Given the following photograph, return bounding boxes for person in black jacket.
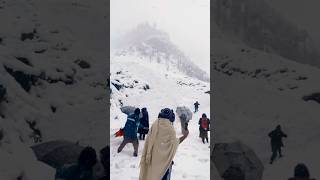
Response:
[138,107,149,140]
[268,125,287,164]
[194,101,200,113]
[288,163,315,180]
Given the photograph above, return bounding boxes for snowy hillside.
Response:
[110,53,210,179]
[113,23,210,82]
[0,0,107,179]
[212,35,320,179]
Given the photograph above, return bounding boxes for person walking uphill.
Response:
[268,125,287,164]
[118,108,140,157]
[138,108,149,140]
[199,113,210,144]
[139,108,189,180]
[194,101,200,113]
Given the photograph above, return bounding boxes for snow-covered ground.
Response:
[110,54,210,180]
[0,0,107,179]
[212,36,320,179]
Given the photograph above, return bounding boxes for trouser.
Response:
[118,137,139,155]
[200,129,209,143]
[270,145,282,162]
[162,161,173,180]
[139,133,146,140]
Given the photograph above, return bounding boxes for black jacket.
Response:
[269,129,287,147]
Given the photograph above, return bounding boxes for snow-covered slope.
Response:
[0,0,107,179]
[212,36,320,179]
[110,53,210,180]
[113,23,210,82]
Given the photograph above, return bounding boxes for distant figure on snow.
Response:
[288,163,315,180]
[199,113,210,144]
[268,125,287,164]
[118,108,140,157]
[194,101,200,113]
[139,108,189,180]
[138,108,149,140]
[55,146,97,180]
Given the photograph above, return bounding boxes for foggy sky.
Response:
[266,0,320,48]
[110,0,210,73]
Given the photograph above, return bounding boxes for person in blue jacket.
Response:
[117,108,141,156]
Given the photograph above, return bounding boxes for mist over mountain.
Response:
[112,23,209,82]
[212,0,320,67]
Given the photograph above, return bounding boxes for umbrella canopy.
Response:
[176,106,193,121]
[31,140,85,169]
[31,140,106,179]
[120,106,137,115]
[212,141,264,180]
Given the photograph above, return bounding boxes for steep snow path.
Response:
[110,55,210,180]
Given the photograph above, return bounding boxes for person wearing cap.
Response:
[288,163,315,180]
[117,108,141,157]
[139,108,189,180]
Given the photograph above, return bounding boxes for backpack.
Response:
[200,118,209,129]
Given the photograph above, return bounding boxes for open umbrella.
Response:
[176,106,193,121]
[120,106,137,115]
[31,140,85,169]
[212,141,264,180]
[31,140,105,178]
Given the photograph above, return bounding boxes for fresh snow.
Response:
[212,35,320,179]
[0,0,107,179]
[110,54,210,180]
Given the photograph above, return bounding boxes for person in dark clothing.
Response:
[55,146,97,180]
[98,146,110,180]
[138,107,149,140]
[194,101,200,113]
[268,125,287,164]
[118,108,140,157]
[288,163,315,180]
[199,113,210,144]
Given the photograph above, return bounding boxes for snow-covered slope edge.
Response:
[0,0,108,179]
[110,53,210,180]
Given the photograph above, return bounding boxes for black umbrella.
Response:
[31,140,106,178]
[31,140,85,169]
[212,141,264,180]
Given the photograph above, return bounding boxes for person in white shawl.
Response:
[139,108,189,180]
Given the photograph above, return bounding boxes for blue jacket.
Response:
[124,113,140,139]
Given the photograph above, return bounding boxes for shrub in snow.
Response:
[4,66,38,92]
[302,93,320,104]
[75,59,91,69]
[20,29,38,41]
[15,57,32,67]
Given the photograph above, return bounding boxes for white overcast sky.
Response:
[110,0,210,73]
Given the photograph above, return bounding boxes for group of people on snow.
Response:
[117,107,150,157]
[115,101,210,180]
